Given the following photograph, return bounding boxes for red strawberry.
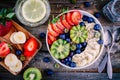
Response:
[0,8,15,36]
[24,38,38,57]
[48,37,53,45]
[48,32,56,42]
[48,24,59,37]
[56,21,65,31]
[71,11,82,25]
[0,42,10,57]
[24,50,35,57]
[60,15,71,29]
[66,12,74,25]
[51,23,63,34]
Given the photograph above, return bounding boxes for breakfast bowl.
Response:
[46,10,104,69]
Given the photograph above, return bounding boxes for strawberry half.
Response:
[0,42,10,57]
[24,38,38,57]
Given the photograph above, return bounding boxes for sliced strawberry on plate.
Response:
[71,11,82,25]
[48,32,56,42]
[24,38,38,57]
[48,24,59,37]
[0,42,10,57]
[56,21,65,31]
[24,50,35,57]
[51,23,63,34]
[60,15,71,29]
[66,12,74,26]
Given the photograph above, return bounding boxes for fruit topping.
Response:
[10,31,26,44]
[71,11,82,25]
[64,28,69,33]
[70,25,88,43]
[48,33,56,42]
[69,62,76,67]
[16,49,22,55]
[79,22,85,26]
[43,57,50,63]
[50,39,70,59]
[60,15,71,29]
[82,15,89,21]
[94,24,101,31]
[23,67,42,80]
[97,39,103,45]
[66,12,74,25]
[84,2,91,7]
[45,69,54,76]
[70,44,76,51]
[0,42,10,57]
[24,38,38,57]
[4,53,18,67]
[48,23,59,37]
[39,32,46,38]
[0,8,15,36]
[87,17,94,23]
[59,34,66,40]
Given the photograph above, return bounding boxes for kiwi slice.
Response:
[70,25,88,43]
[23,68,42,80]
[50,39,70,59]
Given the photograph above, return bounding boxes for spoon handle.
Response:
[98,52,108,73]
[107,43,114,79]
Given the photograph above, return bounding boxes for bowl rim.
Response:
[46,10,105,69]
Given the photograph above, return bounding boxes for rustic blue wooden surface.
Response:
[0,0,120,80]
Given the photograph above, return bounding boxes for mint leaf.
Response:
[6,12,15,19]
[62,8,69,13]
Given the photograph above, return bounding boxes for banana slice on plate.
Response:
[9,60,22,72]
[13,31,26,44]
[10,32,18,44]
[4,53,18,67]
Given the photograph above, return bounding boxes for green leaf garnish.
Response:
[6,12,15,19]
[62,8,69,13]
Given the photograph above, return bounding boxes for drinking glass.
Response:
[102,0,120,22]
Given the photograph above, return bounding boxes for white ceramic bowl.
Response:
[46,10,104,69]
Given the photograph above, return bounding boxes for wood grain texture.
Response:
[0,0,120,80]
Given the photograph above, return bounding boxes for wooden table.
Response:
[0,0,120,80]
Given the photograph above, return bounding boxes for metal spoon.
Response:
[98,30,113,73]
[98,28,120,79]
[107,28,120,79]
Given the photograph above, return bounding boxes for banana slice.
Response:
[5,53,18,67]
[85,22,95,31]
[13,31,26,44]
[84,52,94,63]
[10,32,18,44]
[9,60,22,72]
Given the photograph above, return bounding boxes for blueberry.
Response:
[66,57,72,62]
[82,15,89,21]
[69,62,76,67]
[65,61,71,66]
[65,33,70,38]
[16,49,22,55]
[43,57,50,63]
[76,44,82,49]
[79,22,85,26]
[39,32,46,38]
[59,34,66,39]
[94,12,101,18]
[45,69,54,76]
[76,49,81,54]
[98,39,103,45]
[66,38,71,43]
[0,57,3,62]
[81,42,87,47]
[69,51,75,57]
[84,2,91,7]
[87,17,94,23]
[94,24,101,31]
